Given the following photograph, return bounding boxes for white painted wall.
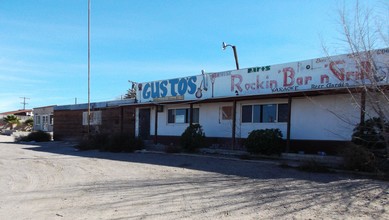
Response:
[237,99,288,139]
[290,94,360,141]
[141,93,385,142]
[149,99,288,139]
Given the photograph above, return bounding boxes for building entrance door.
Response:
[42,115,49,131]
[139,108,151,139]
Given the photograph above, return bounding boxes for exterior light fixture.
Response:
[222,42,240,70]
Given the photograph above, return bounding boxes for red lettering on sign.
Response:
[329,60,345,81]
[231,74,243,92]
[283,67,295,86]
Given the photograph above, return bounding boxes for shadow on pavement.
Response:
[15,140,358,183]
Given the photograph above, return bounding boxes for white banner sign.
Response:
[137,49,389,102]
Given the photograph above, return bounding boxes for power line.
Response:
[20,97,30,110]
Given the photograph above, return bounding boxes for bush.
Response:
[180,124,205,152]
[164,145,181,153]
[342,144,375,172]
[298,160,331,173]
[352,117,389,150]
[76,133,144,152]
[244,129,283,155]
[16,130,52,142]
[108,133,144,153]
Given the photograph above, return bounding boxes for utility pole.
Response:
[20,97,30,110]
[87,0,91,136]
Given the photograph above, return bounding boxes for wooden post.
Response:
[154,106,158,144]
[232,100,237,150]
[189,103,193,126]
[286,96,292,153]
[120,106,124,134]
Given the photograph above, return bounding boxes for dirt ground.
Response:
[0,135,388,220]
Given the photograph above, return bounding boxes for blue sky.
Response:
[0,0,387,111]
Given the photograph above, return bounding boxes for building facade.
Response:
[53,49,389,154]
[33,106,55,132]
[133,49,389,154]
[53,100,136,141]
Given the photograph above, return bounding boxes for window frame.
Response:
[49,115,54,125]
[241,103,288,123]
[35,115,41,125]
[221,106,233,121]
[167,108,199,124]
[82,111,102,125]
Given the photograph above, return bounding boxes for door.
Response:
[42,115,49,131]
[139,108,151,139]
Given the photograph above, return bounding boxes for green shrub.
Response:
[164,145,181,153]
[341,143,376,172]
[76,136,97,151]
[352,117,389,150]
[93,133,111,151]
[244,129,283,155]
[24,118,34,127]
[76,133,143,152]
[180,124,205,152]
[16,130,52,142]
[3,115,20,129]
[298,160,331,173]
[108,133,143,153]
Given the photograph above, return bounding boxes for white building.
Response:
[33,106,55,132]
[134,49,389,154]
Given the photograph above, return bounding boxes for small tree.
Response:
[352,117,389,151]
[244,129,283,155]
[323,0,389,158]
[3,115,20,130]
[124,81,137,99]
[24,118,34,131]
[180,124,206,152]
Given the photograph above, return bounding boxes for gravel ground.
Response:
[0,134,388,219]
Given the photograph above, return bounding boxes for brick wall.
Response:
[53,106,135,141]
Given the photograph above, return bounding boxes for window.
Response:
[82,111,102,125]
[242,105,252,123]
[262,104,276,122]
[35,115,41,125]
[49,115,54,125]
[241,103,288,123]
[253,105,261,123]
[277,104,289,122]
[221,106,233,120]
[242,105,261,123]
[168,108,199,124]
[192,108,199,123]
[42,115,49,124]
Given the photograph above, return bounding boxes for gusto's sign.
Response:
[140,76,198,100]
